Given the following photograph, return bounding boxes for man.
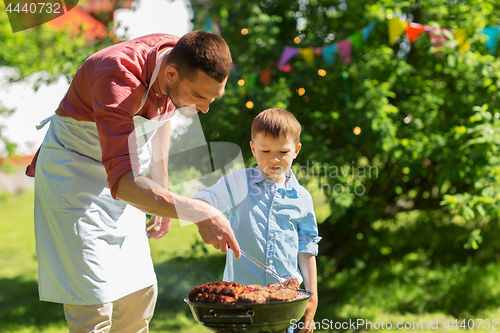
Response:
[27,30,241,332]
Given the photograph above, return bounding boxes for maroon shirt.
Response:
[27,34,179,198]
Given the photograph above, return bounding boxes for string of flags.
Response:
[203,13,500,94]
[278,16,499,71]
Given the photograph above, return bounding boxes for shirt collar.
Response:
[251,166,299,192]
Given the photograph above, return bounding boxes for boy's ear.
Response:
[294,143,302,159]
[250,141,256,157]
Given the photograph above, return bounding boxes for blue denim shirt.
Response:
[190,167,321,286]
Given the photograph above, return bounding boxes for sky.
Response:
[0,0,192,156]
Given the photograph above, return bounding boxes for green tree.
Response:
[0,1,115,155]
[188,0,500,270]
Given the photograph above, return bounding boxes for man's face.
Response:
[163,68,227,116]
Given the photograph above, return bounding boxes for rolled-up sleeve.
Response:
[92,70,145,198]
[297,197,322,255]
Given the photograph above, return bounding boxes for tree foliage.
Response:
[0,1,115,155]
[188,0,500,269]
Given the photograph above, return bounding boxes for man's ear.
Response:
[294,143,302,159]
[165,64,178,83]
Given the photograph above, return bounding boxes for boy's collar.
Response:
[252,166,298,190]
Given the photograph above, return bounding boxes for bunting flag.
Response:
[337,39,353,64]
[299,47,316,65]
[348,31,363,48]
[322,43,338,64]
[406,22,426,43]
[388,15,408,45]
[362,20,377,40]
[259,68,271,87]
[481,26,500,55]
[203,14,213,32]
[429,27,451,48]
[278,46,299,70]
[454,28,471,51]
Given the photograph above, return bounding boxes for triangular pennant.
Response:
[337,39,352,64]
[454,28,471,51]
[204,14,213,32]
[406,22,426,43]
[429,27,451,48]
[259,68,271,87]
[322,43,338,64]
[348,31,363,48]
[362,20,377,41]
[480,26,500,55]
[278,46,299,69]
[298,47,315,65]
[388,15,408,45]
[246,72,258,92]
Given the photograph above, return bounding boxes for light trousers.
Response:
[63,284,157,333]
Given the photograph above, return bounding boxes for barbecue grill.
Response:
[184,289,312,333]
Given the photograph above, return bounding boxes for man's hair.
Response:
[251,108,302,145]
[168,30,232,83]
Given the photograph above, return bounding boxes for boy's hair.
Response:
[168,30,233,83]
[251,108,302,145]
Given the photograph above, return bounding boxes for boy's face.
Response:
[250,132,302,184]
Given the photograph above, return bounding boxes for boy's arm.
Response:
[190,170,249,214]
[298,253,318,333]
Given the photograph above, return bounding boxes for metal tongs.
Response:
[227,243,294,287]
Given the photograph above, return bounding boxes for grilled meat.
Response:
[188,278,300,304]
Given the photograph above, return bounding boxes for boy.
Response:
[190,108,320,333]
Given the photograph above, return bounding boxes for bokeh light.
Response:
[353,126,361,135]
[303,96,309,102]
[294,37,301,44]
[297,88,305,96]
[246,101,254,108]
[404,115,413,123]
[318,69,327,76]
[241,28,248,35]
[238,79,245,86]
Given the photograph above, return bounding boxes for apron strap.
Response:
[138,49,168,114]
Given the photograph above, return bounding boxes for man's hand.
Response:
[196,212,241,258]
[147,216,172,240]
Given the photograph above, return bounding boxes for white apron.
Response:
[34,50,173,305]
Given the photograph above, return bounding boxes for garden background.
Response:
[2,0,500,332]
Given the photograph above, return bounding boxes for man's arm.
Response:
[115,170,241,257]
[298,253,318,333]
[150,121,170,188]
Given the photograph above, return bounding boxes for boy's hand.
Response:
[147,216,172,240]
[299,297,318,333]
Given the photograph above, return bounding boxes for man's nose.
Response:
[197,100,212,114]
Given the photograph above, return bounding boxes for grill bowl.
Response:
[184,289,312,333]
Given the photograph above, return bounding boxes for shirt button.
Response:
[269,260,273,264]
[270,234,274,238]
